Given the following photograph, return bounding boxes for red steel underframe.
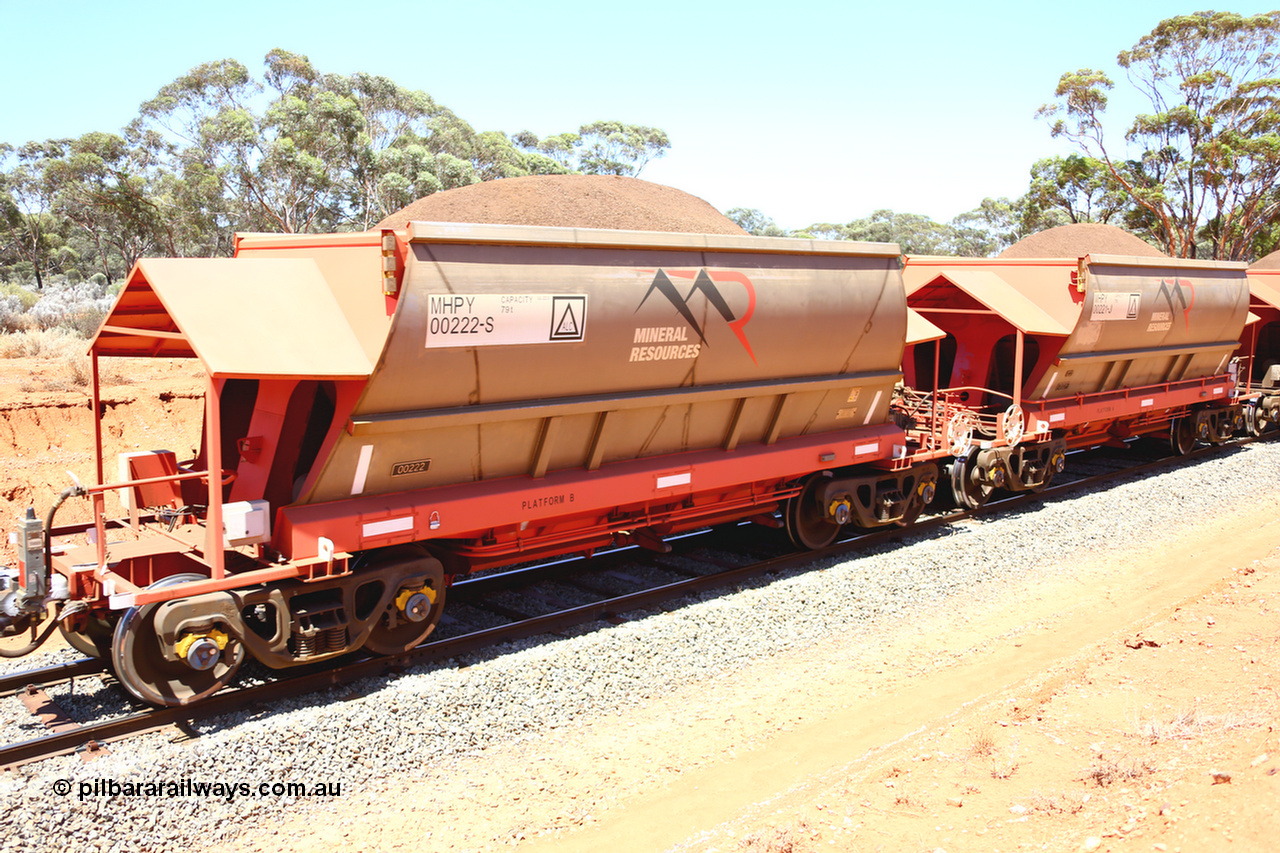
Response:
[1021,374,1234,440]
[277,423,906,556]
[67,422,909,610]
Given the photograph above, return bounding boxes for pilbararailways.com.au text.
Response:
[53,777,341,802]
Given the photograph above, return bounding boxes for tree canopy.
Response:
[1038,10,1280,259]
[511,122,670,177]
[734,12,1280,260]
[730,199,1067,258]
[0,50,670,289]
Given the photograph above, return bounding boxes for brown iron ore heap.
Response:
[998,223,1166,259]
[1250,248,1280,270]
[374,174,747,235]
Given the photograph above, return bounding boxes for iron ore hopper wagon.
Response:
[0,224,946,706]
[1237,264,1280,431]
[0,224,1256,707]
[901,253,1251,507]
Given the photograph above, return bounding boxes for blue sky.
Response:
[0,0,1220,229]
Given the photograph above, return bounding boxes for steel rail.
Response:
[0,658,104,698]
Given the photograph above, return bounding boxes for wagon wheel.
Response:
[363,548,447,656]
[950,448,995,510]
[1169,417,1197,456]
[112,573,244,707]
[1246,402,1271,437]
[784,475,841,550]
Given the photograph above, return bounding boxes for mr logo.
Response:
[1156,278,1195,330]
[636,269,757,363]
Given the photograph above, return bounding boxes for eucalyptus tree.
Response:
[799,210,971,256]
[133,56,277,234]
[511,123,668,177]
[1025,155,1132,226]
[39,132,175,283]
[1039,11,1280,259]
[512,130,581,170]
[724,207,789,236]
[329,72,486,228]
[135,51,378,234]
[575,121,670,176]
[134,51,598,235]
[952,195,1073,255]
[0,143,71,288]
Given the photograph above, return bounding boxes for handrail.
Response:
[895,368,1242,459]
[86,469,237,574]
[85,469,237,496]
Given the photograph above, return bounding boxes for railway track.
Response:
[0,436,1260,769]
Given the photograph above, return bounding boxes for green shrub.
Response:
[0,282,39,312]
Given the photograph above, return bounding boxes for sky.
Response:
[0,0,1225,230]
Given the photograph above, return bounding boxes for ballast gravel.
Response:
[3,441,1280,852]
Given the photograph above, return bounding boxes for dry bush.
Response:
[29,279,113,332]
[67,355,93,387]
[990,760,1021,780]
[1134,702,1265,745]
[1083,753,1154,787]
[739,824,811,852]
[0,328,87,359]
[0,332,135,391]
[1029,790,1085,815]
[963,727,1021,779]
[968,727,997,758]
[1137,705,1202,743]
[0,285,38,334]
[0,310,34,335]
[97,356,138,385]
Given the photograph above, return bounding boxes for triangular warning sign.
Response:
[548,295,586,340]
[554,303,579,337]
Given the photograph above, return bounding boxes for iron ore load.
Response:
[0,213,1261,708]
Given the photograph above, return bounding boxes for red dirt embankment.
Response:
[0,358,203,564]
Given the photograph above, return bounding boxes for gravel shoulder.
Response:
[2,443,1277,853]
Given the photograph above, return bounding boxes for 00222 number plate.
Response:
[390,459,431,477]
